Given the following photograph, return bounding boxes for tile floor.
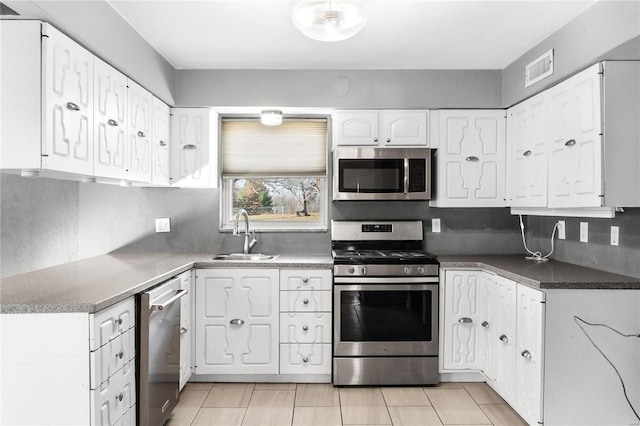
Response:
[166,382,528,426]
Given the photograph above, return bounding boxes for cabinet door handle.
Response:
[302,325,309,331]
[116,392,124,402]
[303,299,309,305]
[565,139,576,147]
[481,321,489,328]
[499,334,508,343]
[116,350,124,360]
[183,144,197,150]
[521,350,532,360]
[66,102,80,111]
[230,318,245,326]
[523,150,532,157]
[302,357,309,363]
[137,131,146,138]
[159,140,167,147]
[458,317,473,324]
[107,118,119,127]
[465,156,479,162]
[180,327,188,334]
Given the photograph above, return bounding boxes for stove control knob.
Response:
[417,266,425,275]
[404,266,411,275]
[348,266,355,274]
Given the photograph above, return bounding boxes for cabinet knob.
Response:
[302,325,309,331]
[465,156,479,162]
[107,118,119,127]
[180,327,188,334]
[481,321,489,328]
[523,150,532,157]
[521,350,532,360]
[159,140,167,147]
[386,138,391,143]
[230,318,245,326]
[116,350,124,360]
[302,357,309,363]
[116,318,123,326]
[458,317,473,324]
[302,277,309,283]
[565,139,577,147]
[499,334,508,343]
[373,138,378,143]
[116,392,124,402]
[65,102,80,111]
[137,131,146,138]
[183,144,197,150]
[303,299,309,305]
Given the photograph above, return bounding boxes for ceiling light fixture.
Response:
[261,110,283,126]
[292,0,368,42]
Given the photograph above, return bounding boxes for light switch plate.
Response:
[610,226,619,246]
[580,222,588,243]
[557,220,565,240]
[156,217,171,233]
[432,218,441,233]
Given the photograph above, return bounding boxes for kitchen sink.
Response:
[211,253,278,261]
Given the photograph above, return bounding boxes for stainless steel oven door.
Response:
[333,277,439,357]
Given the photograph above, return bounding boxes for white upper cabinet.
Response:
[170,108,218,188]
[430,110,506,207]
[334,110,429,147]
[94,58,128,180]
[126,80,153,183]
[507,93,549,208]
[151,97,171,186]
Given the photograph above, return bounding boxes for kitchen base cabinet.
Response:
[0,297,136,425]
[179,269,193,390]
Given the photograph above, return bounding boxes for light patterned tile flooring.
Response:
[166,382,528,426]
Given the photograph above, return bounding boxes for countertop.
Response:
[438,254,640,289]
[0,253,333,314]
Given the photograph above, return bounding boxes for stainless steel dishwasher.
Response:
[137,277,188,426]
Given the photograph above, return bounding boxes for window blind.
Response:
[221,118,327,178]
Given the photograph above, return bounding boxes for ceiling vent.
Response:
[0,2,19,15]
[525,49,554,88]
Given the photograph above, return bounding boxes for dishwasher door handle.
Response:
[151,289,188,312]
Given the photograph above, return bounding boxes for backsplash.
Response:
[525,210,640,278]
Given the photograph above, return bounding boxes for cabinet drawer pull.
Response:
[107,118,119,127]
[66,102,80,111]
[302,277,309,283]
[159,140,167,147]
[116,350,124,360]
[481,321,489,328]
[116,392,124,402]
[373,138,378,143]
[521,350,532,360]
[303,299,309,305]
[386,138,391,143]
[465,156,479,162]
[302,325,309,331]
[565,139,576,147]
[230,318,244,326]
[116,318,123,326]
[180,327,188,334]
[302,357,309,363]
[183,144,197,150]
[499,334,508,343]
[458,317,473,324]
[137,131,146,138]
[523,150,532,157]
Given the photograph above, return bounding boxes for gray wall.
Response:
[502,0,640,106]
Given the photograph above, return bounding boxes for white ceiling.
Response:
[107,0,597,70]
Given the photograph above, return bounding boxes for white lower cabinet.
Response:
[179,269,193,390]
[442,269,543,425]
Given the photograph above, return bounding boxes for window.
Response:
[220,117,328,231]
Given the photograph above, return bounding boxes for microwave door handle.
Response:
[404,158,410,194]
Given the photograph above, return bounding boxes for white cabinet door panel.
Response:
[179,271,192,390]
[280,269,332,291]
[279,313,332,343]
[151,97,171,186]
[491,275,517,405]
[170,108,217,187]
[382,111,428,146]
[42,23,94,175]
[334,112,379,146]
[90,328,135,389]
[126,79,152,182]
[90,298,135,350]
[280,290,332,313]
[91,362,136,426]
[280,343,332,374]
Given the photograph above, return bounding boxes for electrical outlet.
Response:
[432,218,441,233]
[557,220,565,240]
[155,217,171,233]
[611,226,619,246]
[580,222,588,243]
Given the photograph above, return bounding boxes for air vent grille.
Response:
[525,49,554,88]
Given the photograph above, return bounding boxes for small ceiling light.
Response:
[292,0,368,42]
[261,110,283,126]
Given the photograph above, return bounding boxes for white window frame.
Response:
[219,115,330,232]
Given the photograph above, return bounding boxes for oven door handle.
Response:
[404,158,410,194]
[334,276,439,284]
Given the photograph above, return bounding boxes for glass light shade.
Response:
[261,110,283,126]
[292,0,368,42]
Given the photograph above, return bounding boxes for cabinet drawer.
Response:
[90,328,135,389]
[90,298,135,350]
[114,404,136,426]
[280,290,332,312]
[280,343,332,374]
[91,362,136,426]
[280,269,332,291]
[280,313,332,343]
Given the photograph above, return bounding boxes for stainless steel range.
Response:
[331,220,439,386]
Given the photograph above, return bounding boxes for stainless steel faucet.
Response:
[232,209,258,254]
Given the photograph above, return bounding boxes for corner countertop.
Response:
[0,253,333,314]
[438,254,640,289]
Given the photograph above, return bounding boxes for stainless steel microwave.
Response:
[333,147,432,200]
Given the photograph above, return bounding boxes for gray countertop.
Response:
[0,253,333,314]
[438,254,640,289]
